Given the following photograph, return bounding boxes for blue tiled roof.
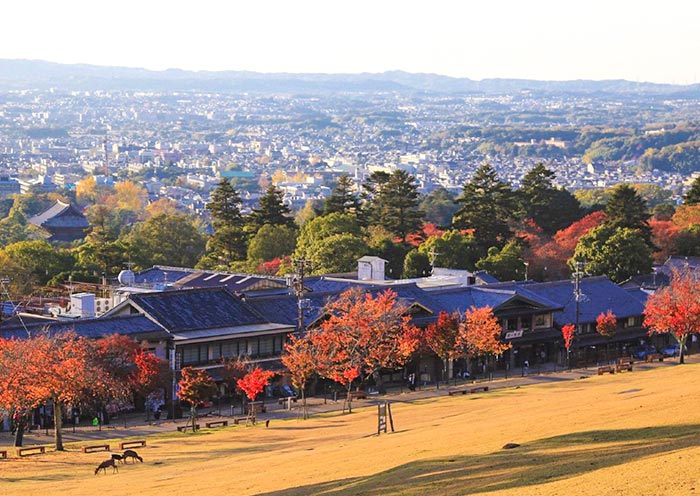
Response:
[525,276,645,326]
[133,266,196,284]
[129,287,267,332]
[0,314,167,341]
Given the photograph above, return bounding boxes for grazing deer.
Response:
[94,458,118,475]
[111,453,124,464]
[122,449,143,463]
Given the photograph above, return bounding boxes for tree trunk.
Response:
[190,406,198,432]
[301,388,308,420]
[679,335,687,364]
[13,419,24,447]
[53,398,64,451]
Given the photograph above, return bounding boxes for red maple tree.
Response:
[457,306,510,358]
[596,310,618,338]
[237,367,275,402]
[644,267,700,364]
[281,332,318,419]
[313,287,419,412]
[178,366,217,431]
[561,324,575,352]
[423,311,461,385]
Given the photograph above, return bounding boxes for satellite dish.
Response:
[118,269,135,285]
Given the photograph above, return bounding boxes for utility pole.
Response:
[572,260,587,366]
[288,259,312,336]
[427,248,439,275]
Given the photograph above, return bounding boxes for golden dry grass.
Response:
[3,363,700,496]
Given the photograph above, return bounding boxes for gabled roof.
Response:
[524,276,645,326]
[0,314,167,341]
[427,283,561,316]
[28,200,88,228]
[107,287,268,333]
[133,265,199,285]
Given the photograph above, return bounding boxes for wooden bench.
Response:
[597,365,615,375]
[277,396,298,405]
[0,450,7,459]
[448,388,469,396]
[348,390,367,400]
[119,440,146,450]
[177,424,200,432]
[615,362,633,373]
[645,353,664,362]
[17,446,46,457]
[233,417,254,425]
[81,444,110,454]
[205,420,228,428]
[470,386,489,394]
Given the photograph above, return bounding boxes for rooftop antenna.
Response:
[0,277,30,337]
[428,248,439,275]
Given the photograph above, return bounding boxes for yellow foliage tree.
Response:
[75,176,97,205]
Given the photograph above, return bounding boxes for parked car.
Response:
[632,345,657,360]
[661,343,686,357]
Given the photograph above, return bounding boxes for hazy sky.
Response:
[3,0,699,84]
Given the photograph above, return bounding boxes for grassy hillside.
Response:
[2,363,699,495]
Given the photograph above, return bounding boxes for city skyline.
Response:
[3,0,699,85]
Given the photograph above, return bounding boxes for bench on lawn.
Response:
[597,365,615,375]
[615,362,633,372]
[233,417,254,425]
[277,396,298,405]
[617,357,634,365]
[646,353,664,363]
[348,390,367,400]
[119,440,146,450]
[81,444,110,454]
[17,446,45,457]
[177,424,200,432]
[205,420,228,428]
[470,386,489,394]
[0,450,7,459]
[448,388,470,396]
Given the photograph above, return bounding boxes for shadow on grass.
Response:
[254,424,700,496]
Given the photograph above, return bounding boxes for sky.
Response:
[2,0,699,84]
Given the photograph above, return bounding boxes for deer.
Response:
[122,449,143,463]
[94,458,118,475]
[111,453,124,464]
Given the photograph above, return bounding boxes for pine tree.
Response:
[365,170,424,244]
[204,179,247,267]
[453,164,518,258]
[324,174,361,217]
[519,164,581,234]
[683,176,700,205]
[604,184,652,245]
[247,184,294,232]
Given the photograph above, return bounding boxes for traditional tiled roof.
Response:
[28,200,89,229]
[524,276,645,326]
[132,266,199,285]
[0,314,167,341]
[123,287,268,332]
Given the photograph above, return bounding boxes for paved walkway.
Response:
[1,354,690,448]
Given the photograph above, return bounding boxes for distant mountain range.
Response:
[2,59,699,97]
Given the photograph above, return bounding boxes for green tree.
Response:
[420,187,459,228]
[323,174,361,217]
[294,213,362,261]
[247,224,297,263]
[246,184,294,232]
[205,179,248,266]
[453,164,518,257]
[403,249,432,278]
[125,214,206,270]
[3,240,75,285]
[683,176,700,205]
[366,170,424,244]
[475,241,526,281]
[418,230,478,271]
[307,233,367,275]
[572,225,652,283]
[519,164,581,234]
[604,184,652,245]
